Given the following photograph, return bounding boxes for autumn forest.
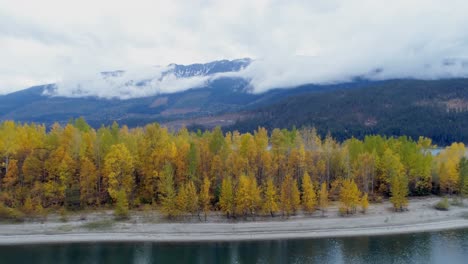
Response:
[0,118,467,221]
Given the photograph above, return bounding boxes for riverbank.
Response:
[0,197,467,245]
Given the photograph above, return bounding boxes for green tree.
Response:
[458,157,468,199]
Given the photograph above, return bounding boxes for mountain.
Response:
[229,79,468,145]
[0,59,358,127]
[1,59,467,145]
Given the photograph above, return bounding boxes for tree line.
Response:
[0,118,467,220]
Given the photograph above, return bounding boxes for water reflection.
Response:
[1,229,466,264]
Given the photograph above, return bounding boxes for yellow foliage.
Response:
[199,177,211,220]
[390,172,409,211]
[235,175,261,217]
[280,175,300,216]
[219,177,234,217]
[103,144,134,201]
[301,172,317,213]
[319,182,329,215]
[339,179,361,215]
[360,193,369,213]
[262,177,279,216]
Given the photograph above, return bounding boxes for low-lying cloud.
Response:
[2,0,468,98]
[46,65,213,99]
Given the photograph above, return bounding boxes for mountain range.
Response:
[0,59,467,145]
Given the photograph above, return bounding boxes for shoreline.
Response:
[0,219,467,245]
[1,197,467,245]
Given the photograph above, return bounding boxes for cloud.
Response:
[1,0,468,97]
[45,65,212,99]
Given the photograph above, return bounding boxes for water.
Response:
[1,229,467,264]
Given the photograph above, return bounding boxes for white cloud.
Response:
[1,0,468,97]
[46,65,212,99]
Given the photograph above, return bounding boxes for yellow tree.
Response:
[280,175,301,216]
[360,193,369,213]
[262,177,279,217]
[114,189,129,219]
[199,176,212,221]
[437,143,466,194]
[219,176,234,218]
[339,179,361,215]
[79,157,98,207]
[319,182,329,216]
[301,172,317,213]
[378,148,404,194]
[439,159,459,194]
[390,172,409,211]
[0,121,19,175]
[103,144,134,203]
[159,163,179,218]
[235,174,261,218]
[44,146,76,207]
[176,180,199,216]
[1,159,19,206]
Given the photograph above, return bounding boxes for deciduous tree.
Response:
[301,172,317,213]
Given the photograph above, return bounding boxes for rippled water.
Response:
[1,229,467,263]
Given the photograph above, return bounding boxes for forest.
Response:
[0,118,467,220]
[229,79,468,145]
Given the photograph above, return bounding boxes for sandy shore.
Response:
[1,197,467,245]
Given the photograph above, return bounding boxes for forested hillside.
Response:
[230,79,468,145]
[0,120,467,220]
[3,78,468,147]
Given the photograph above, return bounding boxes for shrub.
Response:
[374,196,383,203]
[0,203,25,222]
[434,198,450,211]
[361,193,369,213]
[59,208,68,222]
[114,190,129,220]
[338,206,348,216]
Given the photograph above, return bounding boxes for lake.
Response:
[0,229,467,263]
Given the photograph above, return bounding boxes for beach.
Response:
[1,197,467,245]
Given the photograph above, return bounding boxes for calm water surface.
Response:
[0,229,467,264]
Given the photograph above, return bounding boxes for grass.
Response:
[81,220,115,230]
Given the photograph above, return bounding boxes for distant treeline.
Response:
[0,119,467,220]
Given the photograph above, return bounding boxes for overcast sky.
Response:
[1,0,468,97]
